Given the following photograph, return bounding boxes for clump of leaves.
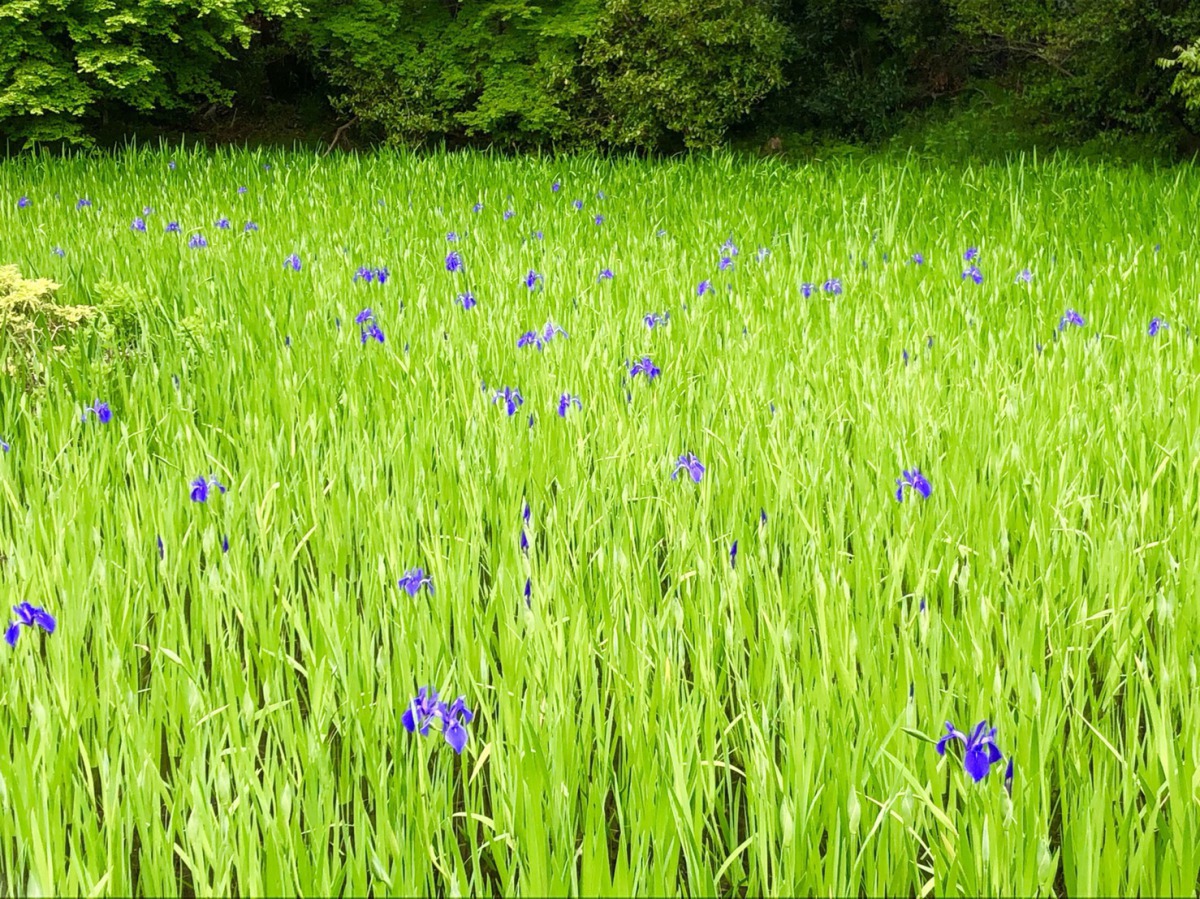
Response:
[0,265,95,385]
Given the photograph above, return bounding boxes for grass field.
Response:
[1,147,1199,896]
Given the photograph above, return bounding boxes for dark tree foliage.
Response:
[0,0,297,147]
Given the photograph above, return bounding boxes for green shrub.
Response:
[0,0,299,147]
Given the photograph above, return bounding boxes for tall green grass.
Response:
[0,147,1198,896]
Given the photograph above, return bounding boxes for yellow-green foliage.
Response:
[0,264,93,348]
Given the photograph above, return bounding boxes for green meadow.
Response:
[1,148,1198,896]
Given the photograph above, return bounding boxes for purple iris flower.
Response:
[542,321,567,343]
[168,160,176,170]
[895,469,932,502]
[504,210,515,221]
[188,234,208,249]
[402,687,474,754]
[629,357,660,380]
[131,217,147,232]
[398,568,434,596]
[760,509,768,526]
[446,231,458,242]
[244,221,258,232]
[376,267,389,284]
[525,270,543,290]
[5,602,56,648]
[446,251,463,272]
[458,291,476,310]
[215,217,231,230]
[237,186,247,194]
[558,393,582,417]
[719,256,734,271]
[800,283,814,298]
[1148,317,1166,336]
[721,238,739,257]
[221,535,229,554]
[730,540,738,569]
[911,253,924,265]
[697,280,714,296]
[598,268,614,280]
[354,267,374,283]
[517,331,543,351]
[823,279,843,294]
[644,312,669,328]
[672,453,705,483]
[757,246,770,262]
[143,206,154,215]
[165,222,181,233]
[190,475,227,503]
[82,400,112,424]
[962,265,983,284]
[1059,309,1085,331]
[17,196,30,209]
[532,230,543,240]
[594,214,604,226]
[1015,268,1033,283]
[524,578,532,604]
[157,535,164,559]
[493,387,524,415]
[472,202,483,213]
[52,246,65,257]
[572,199,583,211]
[936,720,1007,785]
[355,309,384,343]
[76,198,92,209]
[355,308,375,325]
[519,530,529,555]
[964,247,979,262]
[0,438,9,452]
[552,180,561,192]
[284,254,301,271]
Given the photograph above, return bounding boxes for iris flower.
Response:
[964,247,979,262]
[697,280,714,296]
[398,568,434,596]
[284,254,301,271]
[572,199,583,211]
[895,469,932,502]
[525,270,543,290]
[446,251,463,272]
[557,393,582,417]
[17,196,30,209]
[459,291,476,310]
[190,475,227,503]
[131,217,146,232]
[5,602,56,648]
[644,312,669,328]
[629,357,660,380]
[911,252,924,265]
[76,198,92,209]
[1148,317,1167,336]
[402,687,474,754]
[1059,309,1085,331]
[672,453,705,483]
[504,210,515,221]
[493,387,524,415]
[165,222,181,233]
[552,180,561,192]
[82,400,112,424]
[800,283,814,298]
[517,331,543,351]
[730,540,738,569]
[962,265,983,284]
[188,234,208,249]
[719,256,734,271]
[447,231,458,242]
[244,221,258,232]
[598,268,614,280]
[936,720,1008,786]
[823,279,843,294]
[215,217,231,230]
[1015,268,1033,283]
[542,321,568,343]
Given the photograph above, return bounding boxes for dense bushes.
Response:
[0,0,298,146]
[287,0,786,150]
[0,0,1197,154]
